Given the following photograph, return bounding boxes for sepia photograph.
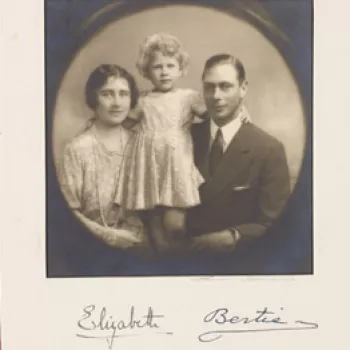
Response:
[5,0,350,349]
[46,0,312,276]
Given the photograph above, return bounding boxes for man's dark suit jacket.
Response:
[186,120,291,242]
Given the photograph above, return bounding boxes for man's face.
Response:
[203,63,248,126]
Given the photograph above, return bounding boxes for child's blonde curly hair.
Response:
[136,33,190,80]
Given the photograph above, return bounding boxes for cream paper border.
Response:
[1,0,350,349]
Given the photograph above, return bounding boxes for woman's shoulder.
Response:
[64,127,96,156]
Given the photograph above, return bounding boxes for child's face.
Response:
[148,51,182,92]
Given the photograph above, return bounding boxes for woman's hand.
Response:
[73,210,144,251]
[101,226,142,249]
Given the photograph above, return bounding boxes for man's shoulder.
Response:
[241,123,283,150]
[191,121,283,147]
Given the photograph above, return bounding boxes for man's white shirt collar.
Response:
[210,115,242,152]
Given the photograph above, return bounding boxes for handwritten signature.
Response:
[76,305,318,347]
[198,307,318,342]
[76,305,172,349]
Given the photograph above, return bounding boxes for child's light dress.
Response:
[115,88,205,210]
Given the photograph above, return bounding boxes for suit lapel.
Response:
[192,119,211,181]
[199,123,253,202]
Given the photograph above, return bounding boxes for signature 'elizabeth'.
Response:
[76,304,169,349]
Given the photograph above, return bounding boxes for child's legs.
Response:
[138,209,169,258]
[139,206,190,258]
[149,207,171,257]
[156,206,190,257]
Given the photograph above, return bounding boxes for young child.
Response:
[115,33,248,253]
[115,33,208,211]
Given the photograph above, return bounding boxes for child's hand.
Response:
[239,105,252,124]
[192,116,206,124]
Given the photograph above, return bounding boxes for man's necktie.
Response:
[209,128,224,176]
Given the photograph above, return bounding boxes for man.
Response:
[164,53,291,254]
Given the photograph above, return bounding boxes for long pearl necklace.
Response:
[92,125,127,228]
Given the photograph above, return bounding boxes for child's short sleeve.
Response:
[187,89,207,117]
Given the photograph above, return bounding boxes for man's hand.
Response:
[190,230,238,253]
[163,208,186,236]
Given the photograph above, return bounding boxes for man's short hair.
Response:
[202,53,246,84]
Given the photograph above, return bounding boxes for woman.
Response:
[59,64,148,253]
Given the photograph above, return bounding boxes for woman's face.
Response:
[95,76,131,126]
